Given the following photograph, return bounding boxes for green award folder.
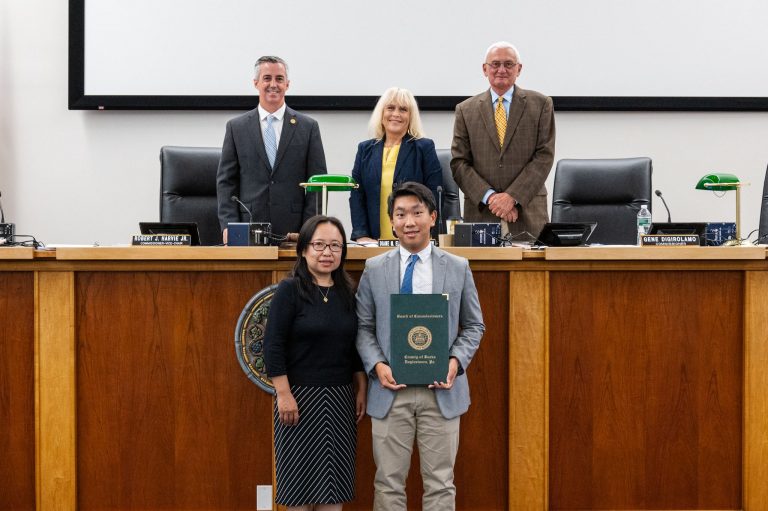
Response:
[390,294,449,385]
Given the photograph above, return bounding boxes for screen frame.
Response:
[68,0,768,112]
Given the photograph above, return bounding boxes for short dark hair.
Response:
[254,56,289,80]
[291,215,355,309]
[387,181,437,219]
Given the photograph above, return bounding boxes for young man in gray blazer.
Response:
[216,56,327,243]
[356,182,485,511]
[451,41,556,238]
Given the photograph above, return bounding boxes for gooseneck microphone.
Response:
[436,185,444,235]
[654,189,672,223]
[230,195,254,224]
[0,190,5,222]
[230,195,273,246]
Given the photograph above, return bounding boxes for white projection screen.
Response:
[69,0,768,111]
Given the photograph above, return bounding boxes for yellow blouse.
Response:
[378,144,400,240]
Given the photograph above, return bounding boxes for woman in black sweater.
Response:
[264,215,366,511]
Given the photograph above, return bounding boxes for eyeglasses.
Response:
[310,241,343,253]
[485,61,519,70]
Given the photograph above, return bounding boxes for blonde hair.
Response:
[367,87,425,141]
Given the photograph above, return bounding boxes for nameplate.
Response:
[377,240,437,248]
[641,234,700,246]
[132,234,192,246]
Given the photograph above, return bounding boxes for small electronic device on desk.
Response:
[534,222,597,247]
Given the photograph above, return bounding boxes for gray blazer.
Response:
[451,87,556,237]
[355,247,485,419]
[216,106,327,237]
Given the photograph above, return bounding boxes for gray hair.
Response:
[484,42,521,63]
[254,56,289,80]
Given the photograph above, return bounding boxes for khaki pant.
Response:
[371,387,460,511]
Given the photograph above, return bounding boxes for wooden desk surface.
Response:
[55,246,279,260]
[32,245,764,262]
[546,245,766,260]
[0,247,34,259]
[343,246,523,260]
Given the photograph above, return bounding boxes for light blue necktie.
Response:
[400,254,419,294]
[264,115,277,168]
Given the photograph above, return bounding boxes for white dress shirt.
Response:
[399,244,433,294]
[257,103,286,149]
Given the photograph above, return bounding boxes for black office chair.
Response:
[551,157,653,245]
[436,149,461,234]
[759,165,768,243]
[159,146,221,246]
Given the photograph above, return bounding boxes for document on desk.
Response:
[390,293,449,385]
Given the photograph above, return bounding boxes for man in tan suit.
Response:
[451,41,555,238]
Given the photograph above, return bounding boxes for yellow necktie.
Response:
[495,97,507,147]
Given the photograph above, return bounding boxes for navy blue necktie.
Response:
[400,254,419,294]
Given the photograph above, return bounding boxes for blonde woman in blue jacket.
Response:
[349,87,442,243]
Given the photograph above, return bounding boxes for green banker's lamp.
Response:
[300,174,359,216]
[695,173,743,244]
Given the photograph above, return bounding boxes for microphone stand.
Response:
[655,189,672,223]
[230,195,254,224]
[436,185,444,238]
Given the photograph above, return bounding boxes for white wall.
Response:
[2,0,768,247]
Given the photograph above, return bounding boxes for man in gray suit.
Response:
[356,182,485,511]
[216,56,327,243]
[451,41,555,238]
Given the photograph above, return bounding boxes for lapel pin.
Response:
[290,118,297,124]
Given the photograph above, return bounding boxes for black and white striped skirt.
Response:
[273,383,357,506]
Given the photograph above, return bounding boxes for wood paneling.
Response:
[36,272,77,510]
[8,251,766,511]
[744,271,768,509]
[75,271,274,510]
[456,271,509,510]
[549,271,743,510]
[347,271,509,510]
[0,272,35,510]
[509,271,548,510]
